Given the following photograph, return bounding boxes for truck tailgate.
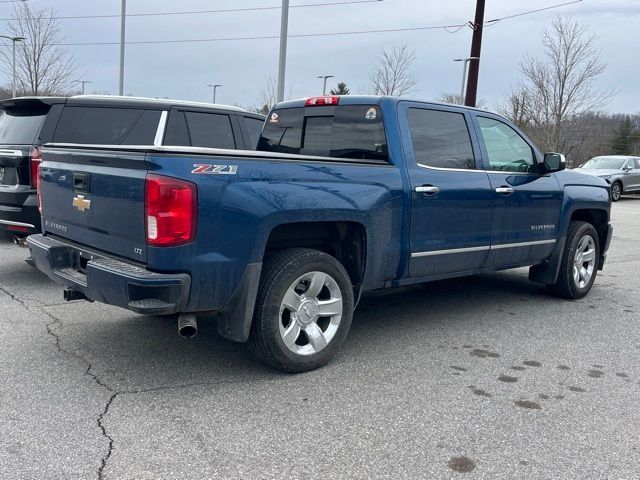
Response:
[40,148,148,262]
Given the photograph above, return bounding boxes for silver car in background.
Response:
[577,155,640,201]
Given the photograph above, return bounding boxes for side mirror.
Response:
[623,165,633,172]
[542,152,566,173]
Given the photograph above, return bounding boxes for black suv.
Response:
[0,95,265,239]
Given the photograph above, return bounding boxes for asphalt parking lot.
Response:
[0,197,638,480]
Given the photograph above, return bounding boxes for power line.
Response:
[0,0,383,21]
[55,23,469,46]
[0,0,584,48]
[486,0,583,23]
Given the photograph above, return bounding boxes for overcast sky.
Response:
[2,0,637,113]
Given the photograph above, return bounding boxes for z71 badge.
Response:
[191,164,238,175]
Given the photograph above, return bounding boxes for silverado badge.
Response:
[72,195,91,212]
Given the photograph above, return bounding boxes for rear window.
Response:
[52,107,161,145]
[0,109,47,145]
[257,105,388,161]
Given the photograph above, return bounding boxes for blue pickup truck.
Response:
[27,96,613,372]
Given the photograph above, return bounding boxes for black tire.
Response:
[611,181,622,202]
[548,221,600,299]
[248,248,354,373]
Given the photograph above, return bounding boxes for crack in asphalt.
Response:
[0,286,29,309]
[97,393,117,480]
[39,308,118,480]
[1,292,253,480]
[0,285,120,478]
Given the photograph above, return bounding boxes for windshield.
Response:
[582,157,626,170]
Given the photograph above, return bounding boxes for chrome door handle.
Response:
[495,186,514,195]
[415,185,439,194]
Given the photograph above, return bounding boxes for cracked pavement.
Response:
[0,197,639,479]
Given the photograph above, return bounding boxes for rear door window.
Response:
[258,105,388,161]
[53,107,161,145]
[407,108,475,170]
[0,109,47,145]
[183,112,236,149]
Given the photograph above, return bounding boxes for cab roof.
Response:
[1,95,262,117]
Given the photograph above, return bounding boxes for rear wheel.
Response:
[548,221,600,299]
[248,248,354,373]
[611,181,622,202]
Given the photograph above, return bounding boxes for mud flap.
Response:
[216,262,262,342]
[529,237,566,285]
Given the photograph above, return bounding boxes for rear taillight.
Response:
[305,96,340,106]
[36,163,42,213]
[30,147,42,190]
[145,174,197,247]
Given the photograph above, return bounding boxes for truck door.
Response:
[399,102,493,278]
[472,113,563,268]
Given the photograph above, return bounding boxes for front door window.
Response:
[477,116,536,173]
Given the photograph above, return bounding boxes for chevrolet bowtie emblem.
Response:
[72,195,91,212]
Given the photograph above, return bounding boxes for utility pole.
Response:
[74,80,93,95]
[208,84,222,104]
[453,58,478,105]
[119,0,126,96]
[464,0,485,107]
[317,75,334,95]
[276,0,289,103]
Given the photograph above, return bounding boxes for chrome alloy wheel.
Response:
[573,234,596,289]
[611,183,622,201]
[278,271,343,356]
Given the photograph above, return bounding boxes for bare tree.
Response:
[0,86,13,100]
[0,3,78,95]
[498,86,531,129]
[364,44,417,96]
[254,76,278,115]
[437,92,464,105]
[499,18,613,158]
[437,92,486,109]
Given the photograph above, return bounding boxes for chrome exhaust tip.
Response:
[178,313,197,339]
[13,236,27,247]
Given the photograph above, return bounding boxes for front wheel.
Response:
[548,221,600,299]
[611,181,622,202]
[248,248,354,373]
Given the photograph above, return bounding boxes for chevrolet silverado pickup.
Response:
[27,96,613,372]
